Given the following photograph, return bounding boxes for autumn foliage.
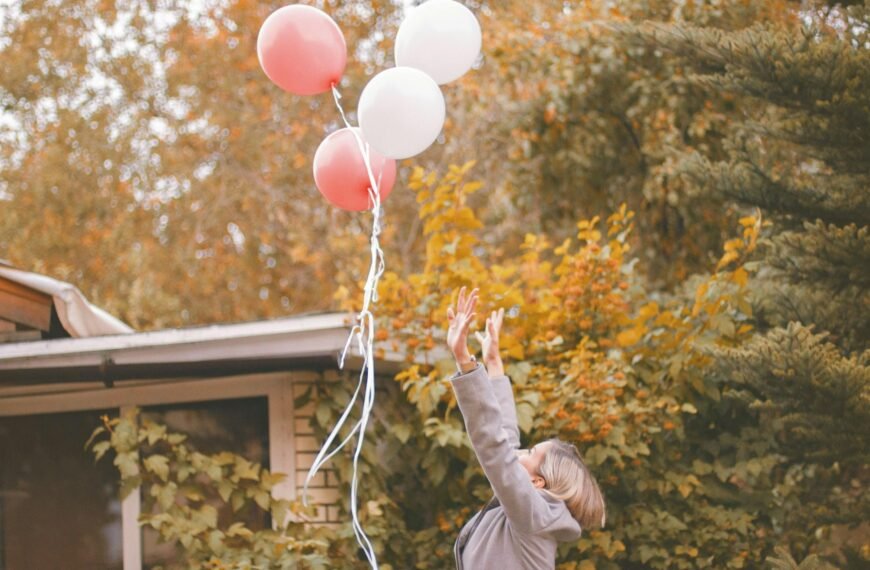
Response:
[349,163,767,568]
[5,0,866,567]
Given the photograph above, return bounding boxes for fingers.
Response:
[449,287,481,340]
[459,312,476,336]
[487,308,504,336]
[467,290,479,316]
[456,287,479,317]
[474,331,485,345]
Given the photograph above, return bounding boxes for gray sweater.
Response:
[451,366,582,569]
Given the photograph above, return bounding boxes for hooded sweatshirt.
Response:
[451,365,582,569]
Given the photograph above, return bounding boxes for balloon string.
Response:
[302,84,386,570]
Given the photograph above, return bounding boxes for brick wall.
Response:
[292,375,341,525]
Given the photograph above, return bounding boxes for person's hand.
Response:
[446,287,478,367]
[475,308,505,377]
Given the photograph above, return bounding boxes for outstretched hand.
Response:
[475,308,505,376]
[446,286,478,363]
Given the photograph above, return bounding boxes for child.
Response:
[446,287,606,570]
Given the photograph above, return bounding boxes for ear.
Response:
[531,475,546,489]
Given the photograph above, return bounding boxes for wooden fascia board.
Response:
[0,276,53,331]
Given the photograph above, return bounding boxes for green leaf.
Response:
[254,490,271,510]
[84,426,106,450]
[119,475,141,501]
[226,522,254,538]
[391,423,412,444]
[167,433,187,445]
[142,422,167,445]
[206,463,223,482]
[293,384,314,410]
[92,440,111,462]
[506,361,532,386]
[516,402,534,433]
[207,529,225,554]
[271,501,289,528]
[144,455,170,481]
[114,451,140,478]
[183,487,204,502]
[156,482,177,510]
[196,504,218,528]
[231,491,245,512]
[710,313,736,337]
[218,480,234,503]
[315,402,332,428]
[213,452,236,466]
[234,458,260,481]
[259,470,283,492]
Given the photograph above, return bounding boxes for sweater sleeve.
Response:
[451,365,557,535]
[491,374,521,450]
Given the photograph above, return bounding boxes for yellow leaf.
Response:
[692,282,709,316]
[554,238,571,256]
[616,326,644,347]
[716,251,739,270]
[462,181,483,194]
[333,286,349,301]
[638,302,659,320]
[578,229,602,242]
[723,238,744,253]
[613,539,627,553]
[367,500,383,517]
[732,267,749,287]
[507,344,525,360]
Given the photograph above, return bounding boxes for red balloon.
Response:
[257,5,347,96]
[313,128,397,211]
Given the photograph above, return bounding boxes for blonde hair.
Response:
[537,439,606,530]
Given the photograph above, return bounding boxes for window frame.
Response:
[0,371,307,570]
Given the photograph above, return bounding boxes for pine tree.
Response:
[617,1,870,563]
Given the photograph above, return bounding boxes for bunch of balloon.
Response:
[257,2,481,568]
[256,3,393,210]
[257,0,481,206]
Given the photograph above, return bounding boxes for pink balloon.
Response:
[313,128,397,211]
[257,5,347,96]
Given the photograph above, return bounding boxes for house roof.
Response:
[0,263,133,338]
[0,312,390,387]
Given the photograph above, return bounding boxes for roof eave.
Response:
[0,313,363,386]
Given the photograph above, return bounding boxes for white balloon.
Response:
[395,0,482,85]
[358,67,446,160]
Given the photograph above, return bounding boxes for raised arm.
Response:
[476,308,520,449]
[447,290,555,533]
[490,374,521,450]
[451,365,557,534]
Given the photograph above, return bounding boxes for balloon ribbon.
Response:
[302,85,386,570]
